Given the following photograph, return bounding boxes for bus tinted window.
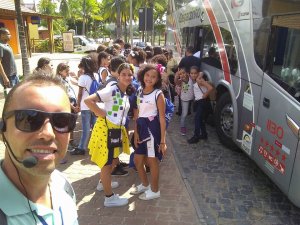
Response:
[202,26,238,74]
[220,27,238,75]
[253,18,271,70]
[267,15,300,102]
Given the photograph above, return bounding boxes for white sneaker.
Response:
[104,194,128,207]
[96,181,119,191]
[130,184,150,195]
[139,189,160,200]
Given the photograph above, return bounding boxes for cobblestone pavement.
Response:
[169,112,300,225]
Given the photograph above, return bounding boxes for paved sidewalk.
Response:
[58,137,201,225]
[0,53,202,225]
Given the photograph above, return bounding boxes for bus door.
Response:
[253,15,300,195]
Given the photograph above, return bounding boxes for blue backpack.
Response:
[155,90,174,128]
[87,75,100,95]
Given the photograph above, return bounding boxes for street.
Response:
[169,113,300,225]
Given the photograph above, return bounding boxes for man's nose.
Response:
[38,119,55,140]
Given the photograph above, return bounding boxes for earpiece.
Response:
[0,120,6,133]
[0,119,38,168]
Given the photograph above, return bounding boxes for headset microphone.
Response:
[6,143,38,168]
[20,156,38,168]
[1,129,39,168]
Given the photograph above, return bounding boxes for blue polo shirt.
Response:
[0,162,78,225]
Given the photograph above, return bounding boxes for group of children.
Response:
[32,47,167,207]
[174,66,214,143]
[30,40,214,207]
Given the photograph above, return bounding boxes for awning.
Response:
[0,0,60,19]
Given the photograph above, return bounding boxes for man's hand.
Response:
[3,75,10,87]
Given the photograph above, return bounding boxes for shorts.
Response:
[135,132,161,159]
[104,148,116,166]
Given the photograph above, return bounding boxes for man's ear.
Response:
[0,120,6,142]
[0,120,6,133]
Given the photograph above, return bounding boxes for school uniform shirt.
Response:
[96,85,130,125]
[89,85,131,168]
[194,83,208,101]
[137,89,162,118]
[77,74,94,110]
[98,66,111,82]
[136,88,163,159]
[180,77,194,101]
[133,66,139,79]
[61,77,77,102]
[0,164,78,225]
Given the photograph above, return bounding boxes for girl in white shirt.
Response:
[70,56,97,155]
[179,68,194,135]
[85,63,134,207]
[97,51,111,82]
[131,64,167,201]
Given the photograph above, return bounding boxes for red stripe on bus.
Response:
[203,0,231,83]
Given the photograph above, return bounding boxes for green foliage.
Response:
[38,0,56,14]
[53,19,68,35]
[34,39,49,52]
[33,39,63,53]
[54,39,63,52]
[37,0,167,40]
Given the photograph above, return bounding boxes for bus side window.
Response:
[202,26,238,75]
[266,14,300,102]
[220,27,238,75]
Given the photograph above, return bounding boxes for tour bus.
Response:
[166,0,300,207]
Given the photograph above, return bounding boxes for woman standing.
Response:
[166,49,178,103]
[56,63,79,163]
[32,57,54,77]
[85,63,133,207]
[56,63,79,145]
[70,56,97,155]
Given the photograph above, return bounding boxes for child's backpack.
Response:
[86,75,101,95]
[98,76,117,90]
[155,90,174,127]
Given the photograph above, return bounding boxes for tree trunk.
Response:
[15,0,31,77]
[116,0,121,38]
[124,14,127,42]
[82,0,86,35]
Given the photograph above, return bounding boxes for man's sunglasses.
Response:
[4,109,78,133]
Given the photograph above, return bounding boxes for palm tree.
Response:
[59,0,71,18]
[14,0,31,76]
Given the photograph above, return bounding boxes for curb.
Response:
[169,134,208,225]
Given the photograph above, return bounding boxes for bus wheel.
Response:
[215,92,238,150]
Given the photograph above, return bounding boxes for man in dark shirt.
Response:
[178,46,201,73]
[0,28,19,88]
[201,47,222,70]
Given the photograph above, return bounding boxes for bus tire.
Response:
[215,92,239,150]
